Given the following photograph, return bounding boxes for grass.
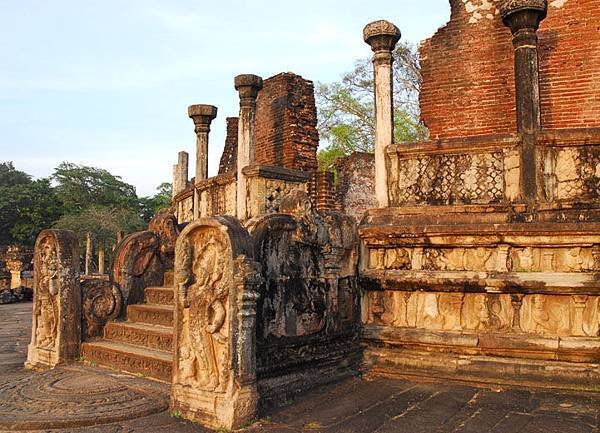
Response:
[304,421,322,430]
[170,410,182,419]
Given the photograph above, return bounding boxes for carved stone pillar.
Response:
[98,248,105,275]
[171,216,261,430]
[85,231,92,275]
[234,74,263,220]
[172,150,189,197]
[5,257,23,289]
[501,0,547,201]
[363,20,401,208]
[189,104,217,219]
[26,230,81,369]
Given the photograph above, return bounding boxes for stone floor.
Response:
[1,302,599,433]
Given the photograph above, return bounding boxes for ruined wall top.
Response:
[420,0,600,139]
[254,72,319,173]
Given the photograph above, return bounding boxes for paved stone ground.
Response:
[1,302,599,433]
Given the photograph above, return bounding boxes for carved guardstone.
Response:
[171,216,261,430]
[26,230,81,369]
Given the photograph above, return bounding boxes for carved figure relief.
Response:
[27,229,80,369]
[179,227,231,392]
[35,239,59,349]
[521,295,570,336]
[386,248,411,270]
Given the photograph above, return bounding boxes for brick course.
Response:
[254,73,319,172]
[218,117,238,175]
[419,0,600,139]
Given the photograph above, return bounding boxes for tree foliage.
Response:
[316,42,429,170]
[53,205,145,251]
[0,162,63,245]
[0,161,171,249]
[52,162,140,214]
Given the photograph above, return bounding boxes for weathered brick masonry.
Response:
[218,117,238,175]
[254,73,319,172]
[420,0,600,139]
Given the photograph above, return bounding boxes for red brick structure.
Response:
[254,73,319,172]
[420,0,600,139]
[218,117,238,175]
[309,171,337,213]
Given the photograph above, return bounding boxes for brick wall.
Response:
[539,0,600,129]
[419,0,600,139]
[310,171,337,213]
[218,117,238,175]
[254,73,319,173]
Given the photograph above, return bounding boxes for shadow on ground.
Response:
[1,303,598,433]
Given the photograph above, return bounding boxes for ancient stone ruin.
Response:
[24,0,600,430]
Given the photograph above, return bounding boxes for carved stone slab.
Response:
[170,216,261,430]
[26,230,80,369]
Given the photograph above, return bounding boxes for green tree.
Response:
[0,162,64,245]
[139,182,173,222]
[52,162,140,214]
[316,42,428,170]
[53,205,145,252]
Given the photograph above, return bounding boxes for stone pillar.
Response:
[188,105,217,220]
[85,232,92,275]
[98,248,105,275]
[501,0,547,202]
[234,74,263,220]
[172,151,189,197]
[6,258,23,289]
[363,20,401,209]
[26,230,81,369]
[188,106,217,185]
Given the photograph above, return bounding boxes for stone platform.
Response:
[1,303,599,432]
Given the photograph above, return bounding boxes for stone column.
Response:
[501,0,547,201]
[188,105,217,220]
[85,232,92,275]
[188,105,217,185]
[6,258,23,289]
[363,20,401,209]
[234,74,263,220]
[98,248,105,275]
[172,151,189,197]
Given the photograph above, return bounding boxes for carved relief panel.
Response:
[171,216,260,430]
[26,230,80,369]
[365,291,600,338]
[366,245,599,273]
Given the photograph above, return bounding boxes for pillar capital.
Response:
[363,20,401,62]
[501,0,547,46]
[234,74,263,108]
[188,104,217,133]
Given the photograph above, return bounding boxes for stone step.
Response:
[163,271,174,288]
[81,340,172,382]
[144,287,174,306]
[127,304,173,327]
[104,321,174,352]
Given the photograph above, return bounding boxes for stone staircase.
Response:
[81,272,174,382]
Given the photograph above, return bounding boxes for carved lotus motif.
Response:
[362,20,401,42]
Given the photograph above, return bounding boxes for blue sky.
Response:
[0,0,450,196]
